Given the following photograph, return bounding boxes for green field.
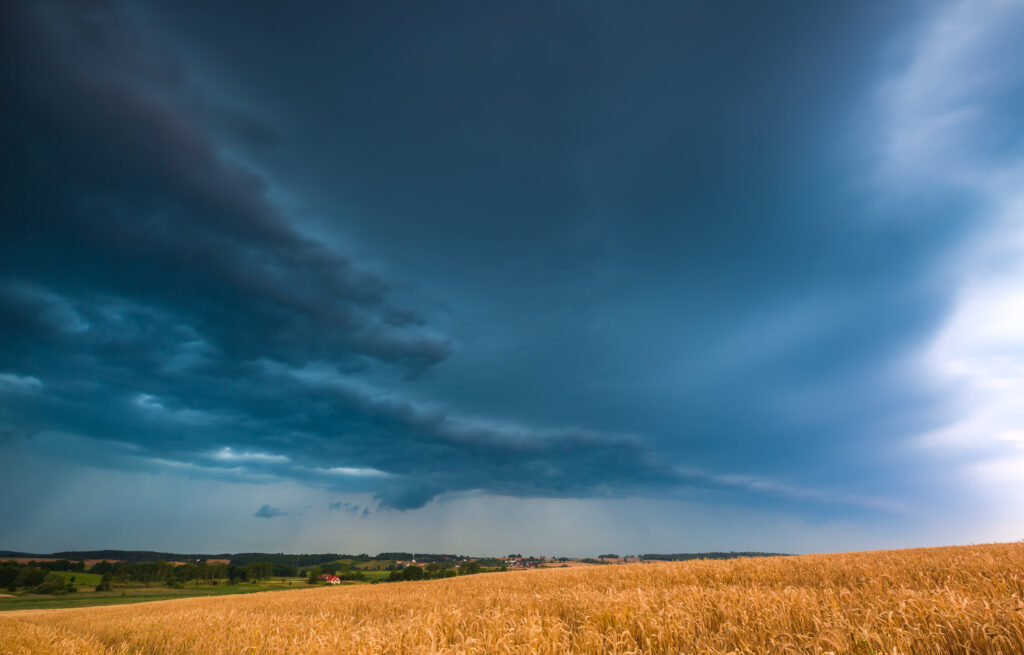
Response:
[51,571,103,587]
[0,578,317,612]
[359,570,391,581]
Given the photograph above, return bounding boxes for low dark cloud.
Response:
[329,502,370,518]
[253,504,285,519]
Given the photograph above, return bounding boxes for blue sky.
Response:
[1,0,1022,555]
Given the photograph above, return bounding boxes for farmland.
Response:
[1,542,1022,654]
[0,578,309,612]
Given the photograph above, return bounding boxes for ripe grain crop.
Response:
[2,542,1022,654]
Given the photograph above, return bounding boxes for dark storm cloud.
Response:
[1,1,446,376]
[1,0,997,526]
[0,0,701,511]
[173,0,964,499]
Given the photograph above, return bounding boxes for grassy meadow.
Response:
[1,542,1022,654]
[49,571,103,587]
[0,578,310,612]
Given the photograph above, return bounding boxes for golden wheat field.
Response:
[1,543,1022,655]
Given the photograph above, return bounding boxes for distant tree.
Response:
[401,566,424,581]
[0,565,18,588]
[211,562,229,581]
[17,567,46,589]
[90,560,116,575]
[246,562,273,582]
[307,566,321,585]
[272,563,297,577]
[424,563,443,579]
[458,561,481,576]
[34,573,68,594]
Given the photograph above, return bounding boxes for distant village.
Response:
[391,556,546,570]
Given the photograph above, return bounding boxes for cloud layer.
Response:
[0,1,686,512]
[2,0,1022,548]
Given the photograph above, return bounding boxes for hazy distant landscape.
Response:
[2,543,1021,653]
[0,548,784,612]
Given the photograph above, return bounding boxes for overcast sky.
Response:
[2,0,1023,556]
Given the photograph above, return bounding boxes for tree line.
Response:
[385,560,494,581]
[0,558,297,594]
